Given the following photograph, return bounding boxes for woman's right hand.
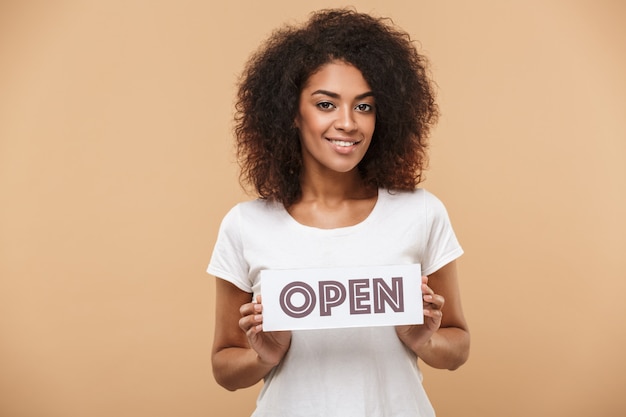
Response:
[239,295,292,367]
[212,280,289,390]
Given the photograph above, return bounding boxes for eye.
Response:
[316,101,336,111]
[355,103,374,112]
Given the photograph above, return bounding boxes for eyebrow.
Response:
[311,89,375,100]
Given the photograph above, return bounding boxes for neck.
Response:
[298,168,374,204]
[288,168,378,229]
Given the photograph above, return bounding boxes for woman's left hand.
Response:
[395,275,445,353]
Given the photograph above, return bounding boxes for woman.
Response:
[209,8,469,417]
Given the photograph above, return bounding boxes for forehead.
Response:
[301,61,371,93]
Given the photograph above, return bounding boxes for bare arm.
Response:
[211,278,291,391]
[396,261,470,370]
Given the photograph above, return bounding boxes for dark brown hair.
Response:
[234,8,439,206]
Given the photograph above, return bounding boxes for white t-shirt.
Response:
[208,188,463,417]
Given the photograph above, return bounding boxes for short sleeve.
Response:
[421,191,464,276]
[207,205,252,293]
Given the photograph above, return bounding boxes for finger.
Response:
[239,314,263,334]
[424,308,443,323]
[239,303,253,317]
[240,301,263,317]
[423,293,445,310]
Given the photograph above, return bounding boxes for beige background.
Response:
[1,1,624,416]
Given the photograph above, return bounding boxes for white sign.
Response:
[260,264,423,331]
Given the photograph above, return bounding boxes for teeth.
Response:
[330,140,356,147]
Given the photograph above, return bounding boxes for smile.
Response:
[327,139,360,147]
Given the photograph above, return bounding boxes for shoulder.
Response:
[221,198,279,217]
[380,188,447,211]
[218,198,286,232]
[234,198,284,219]
[377,188,452,229]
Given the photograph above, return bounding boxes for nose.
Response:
[334,107,357,132]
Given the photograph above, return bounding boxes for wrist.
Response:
[414,336,434,358]
[255,351,281,370]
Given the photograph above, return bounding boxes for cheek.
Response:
[299,113,327,134]
[364,118,376,139]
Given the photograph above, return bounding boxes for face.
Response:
[295,61,376,176]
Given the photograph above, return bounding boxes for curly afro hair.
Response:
[234,8,439,207]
